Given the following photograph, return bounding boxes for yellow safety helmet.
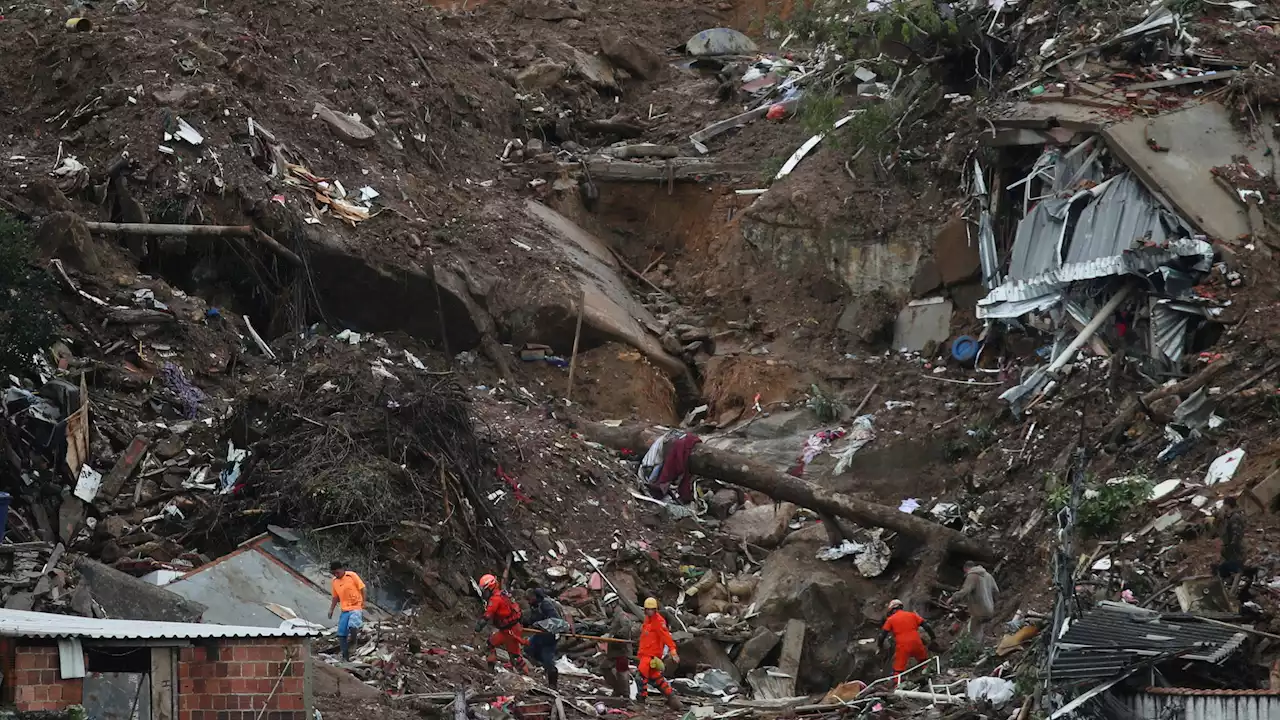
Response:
[649,658,665,672]
[643,597,660,610]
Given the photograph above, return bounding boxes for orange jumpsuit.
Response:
[882,609,929,673]
[637,613,677,696]
[485,591,531,673]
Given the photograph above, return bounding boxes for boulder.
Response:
[723,502,796,548]
[599,31,665,80]
[707,488,740,520]
[734,627,779,673]
[516,59,567,91]
[611,571,639,604]
[313,103,376,147]
[684,28,757,56]
[754,525,877,692]
[677,636,742,684]
[34,211,100,274]
[571,48,617,90]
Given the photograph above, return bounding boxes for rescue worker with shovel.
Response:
[475,574,532,676]
[637,597,683,710]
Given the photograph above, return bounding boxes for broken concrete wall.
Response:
[740,193,926,300]
[515,200,691,383]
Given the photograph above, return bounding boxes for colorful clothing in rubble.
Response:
[643,431,702,503]
[788,428,847,477]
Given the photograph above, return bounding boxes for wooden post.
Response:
[567,290,585,401]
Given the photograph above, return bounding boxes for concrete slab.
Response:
[893,297,952,351]
[933,217,981,286]
[1103,102,1267,244]
[523,200,688,379]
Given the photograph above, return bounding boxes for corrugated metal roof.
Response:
[1125,690,1280,720]
[1050,604,1246,682]
[0,608,318,640]
[1144,688,1280,697]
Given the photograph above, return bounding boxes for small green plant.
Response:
[807,384,845,423]
[0,214,57,379]
[798,88,846,137]
[1047,477,1153,535]
[948,631,980,667]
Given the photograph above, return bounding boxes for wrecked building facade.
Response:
[0,609,314,720]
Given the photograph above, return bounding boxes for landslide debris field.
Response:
[10,0,1280,717]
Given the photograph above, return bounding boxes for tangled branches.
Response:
[227,353,502,562]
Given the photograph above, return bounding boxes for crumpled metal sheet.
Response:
[973,161,1001,290]
[1067,173,1189,264]
[981,166,1211,318]
[979,236,1212,316]
[1008,198,1069,280]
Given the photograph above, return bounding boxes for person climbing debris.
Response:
[637,597,683,710]
[603,607,635,698]
[1217,496,1251,591]
[526,588,566,689]
[327,560,365,662]
[475,574,532,675]
[950,561,1000,642]
[878,599,935,684]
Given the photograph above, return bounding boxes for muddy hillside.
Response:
[6,0,1280,717]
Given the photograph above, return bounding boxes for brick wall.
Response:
[178,638,309,720]
[13,645,84,711]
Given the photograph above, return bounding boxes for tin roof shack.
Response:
[1048,603,1266,717]
[966,103,1245,413]
[0,608,316,720]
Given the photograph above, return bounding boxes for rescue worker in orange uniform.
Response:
[475,574,532,675]
[877,599,935,683]
[637,597,683,710]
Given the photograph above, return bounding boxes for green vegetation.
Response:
[1047,477,1153,535]
[769,0,958,58]
[0,214,58,379]
[948,631,980,667]
[807,383,845,423]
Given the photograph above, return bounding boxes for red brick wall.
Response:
[13,645,84,711]
[179,638,309,720]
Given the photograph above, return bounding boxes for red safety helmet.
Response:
[479,574,499,591]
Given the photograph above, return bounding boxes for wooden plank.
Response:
[151,647,177,720]
[689,106,769,153]
[99,436,149,504]
[1127,70,1238,92]
[777,619,805,698]
[519,158,759,183]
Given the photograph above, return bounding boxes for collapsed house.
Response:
[965,96,1267,412]
[1047,602,1279,718]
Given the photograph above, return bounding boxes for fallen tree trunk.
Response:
[83,221,303,267]
[580,422,992,559]
[1098,356,1235,446]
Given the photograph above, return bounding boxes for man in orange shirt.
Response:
[877,599,935,683]
[637,597,682,710]
[327,560,366,662]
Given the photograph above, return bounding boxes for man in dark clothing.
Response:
[525,588,562,689]
[1218,497,1250,592]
